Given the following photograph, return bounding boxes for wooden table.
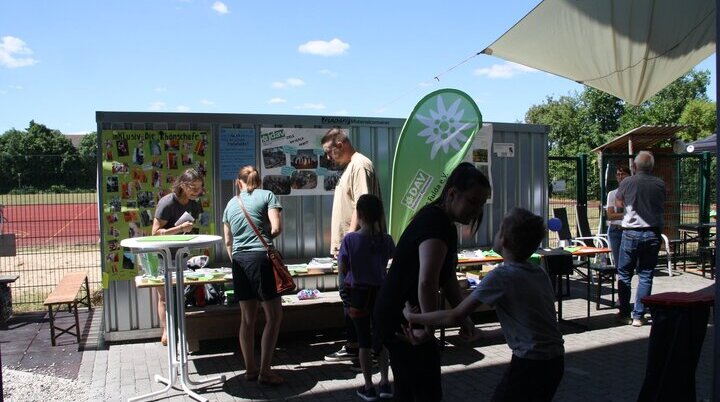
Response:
[456,247,612,321]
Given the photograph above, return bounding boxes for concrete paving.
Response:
[2,266,716,401]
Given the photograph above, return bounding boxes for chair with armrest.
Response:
[556,207,615,311]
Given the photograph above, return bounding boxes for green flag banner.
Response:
[389,88,482,240]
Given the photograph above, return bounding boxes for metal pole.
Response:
[713,2,719,400]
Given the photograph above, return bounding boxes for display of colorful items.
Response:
[99,130,214,285]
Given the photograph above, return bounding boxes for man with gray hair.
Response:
[614,151,666,327]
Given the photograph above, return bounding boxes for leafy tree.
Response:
[525,69,712,201]
[0,121,94,193]
[678,100,716,142]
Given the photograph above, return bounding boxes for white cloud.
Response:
[418,82,432,87]
[294,103,326,110]
[212,1,229,14]
[268,98,287,104]
[0,36,38,68]
[149,101,166,111]
[474,62,537,79]
[298,38,349,56]
[176,105,190,112]
[318,69,338,78]
[199,99,215,105]
[154,87,167,92]
[271,78,305,89]
[335,109,348,115]
[9,85,23,90]
[0,90,7,95]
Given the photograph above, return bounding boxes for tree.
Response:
[525,69,712,201]
[0,121,92,193]
[678,100,716,142]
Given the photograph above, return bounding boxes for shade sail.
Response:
[482,0,716,105]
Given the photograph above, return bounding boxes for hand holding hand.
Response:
[397,324,433,345]
[458,320,483,342]
[402,301,420,321]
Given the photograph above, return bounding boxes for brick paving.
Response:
[2,267,716,401]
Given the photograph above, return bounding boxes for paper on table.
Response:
[175,211,195,226]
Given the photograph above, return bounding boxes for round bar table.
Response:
[121,234,224,402]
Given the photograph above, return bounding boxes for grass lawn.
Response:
[0,192,97,205]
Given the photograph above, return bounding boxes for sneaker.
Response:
[378,383,393,399]
[325,345,358,361]
[356,386,378,401]
[632,317,648,327]
[614,313,632,325]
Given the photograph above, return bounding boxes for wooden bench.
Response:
[185,291,345,353]
[43,271,92,346]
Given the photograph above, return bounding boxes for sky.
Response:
[0,0,716,134]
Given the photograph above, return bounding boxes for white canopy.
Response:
[482,0,716,105]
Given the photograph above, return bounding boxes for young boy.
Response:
[403,207,564,402]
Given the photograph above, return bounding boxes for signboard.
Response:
[219,128,256,180]
[259,127,339,196]
[99,130,215,285]
[389,89,482,240]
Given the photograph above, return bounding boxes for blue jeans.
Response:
[617,229,661,318]
[608,226,623,266]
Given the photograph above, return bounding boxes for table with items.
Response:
[121,234,224,402]
[457,246,612,320]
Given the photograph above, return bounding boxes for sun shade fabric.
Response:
[482,0,716,105]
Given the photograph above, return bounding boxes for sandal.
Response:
[160,333,168,346]
[258,372,284,386]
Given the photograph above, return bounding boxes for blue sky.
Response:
[0,0,716,134]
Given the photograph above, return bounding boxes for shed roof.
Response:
[591,125,685,154]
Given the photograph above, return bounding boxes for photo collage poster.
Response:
[259,128,340,196]
[99,130,214,285]
[463,123,494,203]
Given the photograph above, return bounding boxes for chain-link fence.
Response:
[0,155,101,311]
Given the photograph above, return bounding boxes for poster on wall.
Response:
[259,127,339,196]
[219,128,256,180]
[463,123,494,203]
[99,130,214,286]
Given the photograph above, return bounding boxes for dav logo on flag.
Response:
[389,89,481,240]
[401,170,434,211]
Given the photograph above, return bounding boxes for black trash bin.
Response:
[637,285,714,402]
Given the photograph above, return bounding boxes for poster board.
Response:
[99,130,214,285]
[259,128,340,196]
[463,123,494,203]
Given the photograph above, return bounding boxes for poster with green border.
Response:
[99,129,214,286]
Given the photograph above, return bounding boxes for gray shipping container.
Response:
[96,111,548,340]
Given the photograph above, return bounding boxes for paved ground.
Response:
[1,267,717,401]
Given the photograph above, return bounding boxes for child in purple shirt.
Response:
[338,194,395,401]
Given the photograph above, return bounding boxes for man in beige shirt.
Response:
[321,128,383,362]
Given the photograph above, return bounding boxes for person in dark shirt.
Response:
[374,162,491,402]
[614,151,666,327]
[151,168,204,346]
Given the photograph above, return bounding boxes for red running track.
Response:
[2,203,100,247]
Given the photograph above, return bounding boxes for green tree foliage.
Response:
[526,69,712,201]
[678,99,716,142]
[0,121,95,193]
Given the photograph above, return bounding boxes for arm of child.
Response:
[403,296,482,328]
